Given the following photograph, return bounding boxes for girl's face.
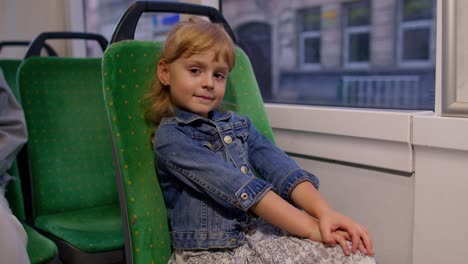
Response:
[158,50,230,118]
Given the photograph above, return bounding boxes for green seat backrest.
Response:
[1,66,59,264]
[102,40,274,264]
[17,57,119,217]
[0,60,22,98]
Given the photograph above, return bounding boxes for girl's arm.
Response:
[250,189,353,255]
[291,181,374,256]
[250,190,323,242]
[290,181,331,220]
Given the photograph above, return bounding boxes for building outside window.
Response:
[343,0,371,68]
[298,7,322,69]
[398,0,435,66]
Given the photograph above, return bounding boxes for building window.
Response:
[398,0,435,66]
[343,0,371,68]
[298,7,321,69]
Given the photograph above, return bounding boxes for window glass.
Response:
[344,0,370,66]
[298,7,321,68]
[403,0,433,21]
[402,28,430,60]
[349,33,370,62]
[346,1,370,26]
[304,38,320,63]
[300,8,321,31]
[222,0,436,110]
[83,0,437,110]
[399,0,434,65]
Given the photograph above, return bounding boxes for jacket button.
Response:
[240,193,249,200]
[230,238,236,244]
[223,136,232,144]
[240,166,248,174]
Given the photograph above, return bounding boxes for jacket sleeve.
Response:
[244,117,320,201]
[0,73,28,180]
[154,123,272,212]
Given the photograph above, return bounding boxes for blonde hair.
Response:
[144,16,236,126]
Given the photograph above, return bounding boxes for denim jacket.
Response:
[154,108,319,250]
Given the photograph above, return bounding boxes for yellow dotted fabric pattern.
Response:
[1,62,59,262]
[103,41,171,264]
[224,48,275,142]
[19,58,118,214]
[17,57,123,252]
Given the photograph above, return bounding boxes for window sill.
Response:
[265,103,433,172]
[413,115,468,151]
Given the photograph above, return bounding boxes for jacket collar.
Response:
[174,107,232,124]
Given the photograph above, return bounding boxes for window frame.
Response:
[438,0,468,117]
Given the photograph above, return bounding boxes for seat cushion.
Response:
[23,223,58,264]
[35,204,123,253]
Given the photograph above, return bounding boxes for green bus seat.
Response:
[102,40,274,264]
[0,60,22,97]
[0,40,56,96]
[16,57,124,263]
[1,67,60,264]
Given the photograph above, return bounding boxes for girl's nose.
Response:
[202,74,214,89]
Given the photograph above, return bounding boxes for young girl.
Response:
[146,17,376,264]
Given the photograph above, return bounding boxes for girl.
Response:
[146,17,376,264]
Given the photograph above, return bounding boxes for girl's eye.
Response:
[214,73,226,80]
[189,68,200,74]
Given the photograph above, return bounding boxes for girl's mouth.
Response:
[195,95,214,100]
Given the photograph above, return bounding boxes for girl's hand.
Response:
[318,209,374,256]
[330,229,369,256]
[331,230,352,256]
[307,223,323,242]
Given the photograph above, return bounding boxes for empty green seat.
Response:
[17,56,124,263]
[1,67,60,264]
[102,40,274,264]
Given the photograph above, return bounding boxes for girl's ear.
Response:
[157,60,170,86]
